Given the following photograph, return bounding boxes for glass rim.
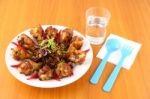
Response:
[86,7,111,19]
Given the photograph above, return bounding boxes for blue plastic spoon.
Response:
[90,39,121,84]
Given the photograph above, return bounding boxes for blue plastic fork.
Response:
[103,45,133,92]
[90,39,121,84]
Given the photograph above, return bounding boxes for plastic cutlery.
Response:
[90,39,121,84]
[103,45,133,92]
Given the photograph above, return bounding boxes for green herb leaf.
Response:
[38,41,44,46]
[47,38,56,49]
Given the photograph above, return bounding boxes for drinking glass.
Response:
[85,7,111,45]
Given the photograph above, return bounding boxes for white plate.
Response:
[5,25,93,88]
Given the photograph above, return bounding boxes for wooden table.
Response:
[0,0,150,99]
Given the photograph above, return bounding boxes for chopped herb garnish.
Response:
[47,38,56,49]
[38,41,44,46]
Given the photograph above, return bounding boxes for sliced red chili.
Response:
[42,28,46,40]
[84,49,90,53]
[12,42,26,51]
[29,37,36,46]
[27,73,39,80]
[70,69,73,75]
[55,30,61,44]
[11,62,22,67]
[53,71,60,81]
[12,42,30,58]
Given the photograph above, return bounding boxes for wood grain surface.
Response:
[0,0,150,99]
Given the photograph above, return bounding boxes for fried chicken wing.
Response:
[18,34,35,50]
[55,62,73,78]
[60,28,73,43]
[11,47,30,60]
[18,59,42,75]
[68,50,86,64]
[38,65,53,80]
[67,36,83,53]
[71,36,83,49]
[30,25,44,42]
[45,26,58,39]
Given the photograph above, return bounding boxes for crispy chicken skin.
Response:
[18,34,34,50]
[27,59,42,70]
[68,50,86,64]
[18,61,34,75]
[18,59,42,75]
[45,26,58,38]
[68,36,83,53]
[55,62,73,78]
[11,47,30,60]
[60,28,73,43]
[30,25,44,41]
[38,65,53,80]
[71,36,83,49]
